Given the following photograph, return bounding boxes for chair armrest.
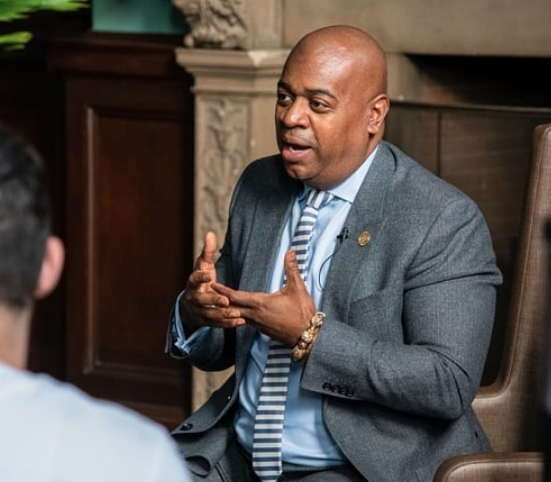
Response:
[434,452,543,482]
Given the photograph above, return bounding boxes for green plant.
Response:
[0,0,88,50]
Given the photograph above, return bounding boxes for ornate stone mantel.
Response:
[174,47,287,409]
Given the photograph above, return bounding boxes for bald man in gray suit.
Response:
[166,25,502,482]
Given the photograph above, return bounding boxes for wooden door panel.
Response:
[50,35,195,429]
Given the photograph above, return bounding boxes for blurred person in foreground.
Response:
[0,122,192,482]
[166,25,502,482]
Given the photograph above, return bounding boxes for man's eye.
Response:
[311,100,329,111]
[277,92,292,103]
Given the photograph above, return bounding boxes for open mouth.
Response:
[281,142,311,161]
[282,138,311,151]
[287,142,309,152]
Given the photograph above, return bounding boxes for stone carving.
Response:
[192,98,249,409]
[171,0,248,49]
[197,98,248,246]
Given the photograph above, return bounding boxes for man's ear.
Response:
[34,236,65,300]
[367,93,390,134]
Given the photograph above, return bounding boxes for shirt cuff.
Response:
[171,291,210,354]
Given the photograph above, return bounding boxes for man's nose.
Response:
[278,99,309,128]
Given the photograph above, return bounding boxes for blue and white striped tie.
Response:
[252,189,333,482]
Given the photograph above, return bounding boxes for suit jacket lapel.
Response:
[322,143,395,318]
[239,163,300,294]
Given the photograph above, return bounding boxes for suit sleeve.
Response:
[301,197,502,420]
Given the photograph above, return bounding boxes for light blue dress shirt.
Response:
[172,148,377,467]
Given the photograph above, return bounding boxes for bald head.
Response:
[275,25,390,189]
[285,25,388,97]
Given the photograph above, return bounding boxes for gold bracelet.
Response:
[291,312,325,362]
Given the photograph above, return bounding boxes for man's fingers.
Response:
[188,269,214,288]
[185,288,229,309]
[212,282,258,308]
[192,305,246,328]
[283,249,303,289]
[194,231,218,270]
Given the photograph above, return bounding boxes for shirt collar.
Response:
[300,145,379,204]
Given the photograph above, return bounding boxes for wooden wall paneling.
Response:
[385,105,440,174]
[48,33,195,429]
[438,110,538,259]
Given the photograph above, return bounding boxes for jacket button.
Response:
[180,423,193,430]
[322,382,332,391]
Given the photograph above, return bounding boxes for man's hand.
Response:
[212,249,316,345]
[181,231,245,330]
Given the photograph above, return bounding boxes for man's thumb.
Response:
[283,249,302,286]
[200,231,217,267]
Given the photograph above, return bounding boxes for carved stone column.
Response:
[175,47,287,409]
[171,0,282,50]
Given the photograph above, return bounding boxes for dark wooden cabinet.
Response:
[48,32,195,429]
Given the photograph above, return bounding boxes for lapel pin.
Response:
[357,231,371,247]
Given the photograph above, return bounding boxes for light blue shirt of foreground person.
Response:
[0,362,192,482]
[172,148,377,467]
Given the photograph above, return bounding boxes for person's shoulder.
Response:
[380,140,477,206]
[1,369,190,481]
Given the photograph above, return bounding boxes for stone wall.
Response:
[283,0,551,57]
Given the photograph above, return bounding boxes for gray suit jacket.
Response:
[169,141,502,482]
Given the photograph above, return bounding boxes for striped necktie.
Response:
[252,189,333,482]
